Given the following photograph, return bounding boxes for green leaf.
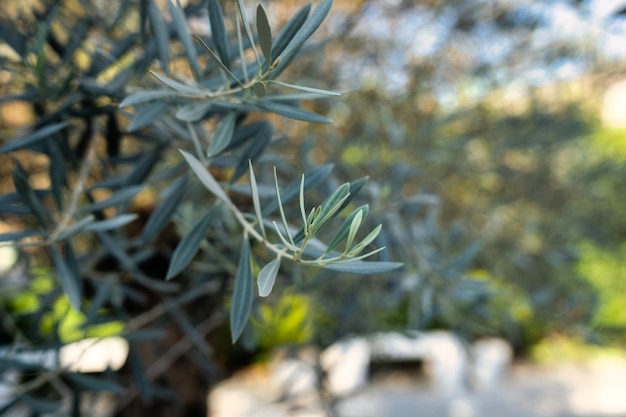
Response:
[167,0,201,79]
[0,230,46,242]
[207,111,237,157]
[125,145,164,185]
[119,90,179,107]
[236,0,261,72]
[148,1,170,74]
[85,214,139,232]
[81,185,143,213]
[231,123,272,182]
[274,168,295,246]
[348,224,382,256]
[256,4,272,66]
[65,372,124,393]
[252,101,331,123]
[11,164,49,228]
[207,0,230,69]
[310,182,350,235]
[127,101,169,131]
[195,35,242,86]
[258,257,280,297]
[262,164,333,215]
[51,244,82,310]
[231,238,253,343]
[319,260,403,274]
[338,177,368,213]
[47,140,66,210]
[324,205,369,254]
[253,81,266,97]
[273,0,332,76]
[0,121,68,153]
[53,215,95,242]
[268,80,340,96]
[141,176,187,243]
[249,161,266,238]
[176,102,212,122]
[166,206,217,279]
[272,4,311,60]
[180,150,231,203]
[150,71,204,95]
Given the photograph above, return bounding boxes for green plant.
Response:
[0,0,402,414]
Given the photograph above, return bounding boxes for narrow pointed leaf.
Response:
[325,205,368,254]
[150,71,203,95]
[47,140,66,210]
[319,260,403,274]
[236,0,261,71]
[53,215,95,241]
[168,0,201,79]
[232,123,272,181]
[119,90,179,107]
[231,238,253,343]
[258,257,280,297]
[273,221,299,252]
[51,245,81,310]
[166,207,217,279]
[148,1,169,73]
[272,4,311,59]
[0,230,46,242]
[176,102,212,122]
[253,101,331,123]
[262,164,333,215]
[310,182,350,234]
[1,121,68,153]
[81,185,143,212]
[273,0,332,76]
[180,150,231,203]
[256,4,272,65]
[195,36,242,85]
[128,101,168,131]
[141,176,187,243]
[207,111,237,156]
[207,0,230,69]
[249,161,265,237]
[268,80,340,96]
[348,224,383,256]
[11,166,49,227]
[85,214,139,232]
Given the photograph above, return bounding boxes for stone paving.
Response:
[209,356,626,417]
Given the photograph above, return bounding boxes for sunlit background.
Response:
[2,0,626,416]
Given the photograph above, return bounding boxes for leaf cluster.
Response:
[0,0,403,414]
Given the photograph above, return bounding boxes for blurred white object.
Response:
[320,337,370,396]
[60,337,129,373]
[370,331,469,397]
[470,337,513,392]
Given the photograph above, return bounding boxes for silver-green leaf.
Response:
[180,150,231,203]
[207,0,230,68]
[207,111,236,157]
[51,244,82,310]
[166,206,217,279]
[256,4,272,65]
[257,257,280,297]
[231,238,254,343]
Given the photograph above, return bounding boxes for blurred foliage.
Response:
[2,0,626,414]
[279,0,626,349]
